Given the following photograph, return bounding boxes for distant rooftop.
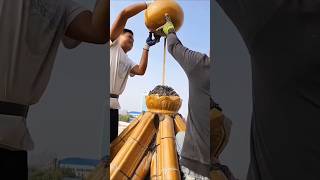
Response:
[128,111,141,115]
[59,158,100,167]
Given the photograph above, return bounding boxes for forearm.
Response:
[167,33,187,61]
[121,3,147,19]
[167,33,192,72]
[137,50,149,75]
[130,49,149,75]
[167,33,208,73]
[110,3,147,41]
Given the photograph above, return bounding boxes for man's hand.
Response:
[145,32,161,50]
[155,14,175,36]
[130,32,159,76]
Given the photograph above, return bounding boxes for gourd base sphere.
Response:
[145,0,184,32]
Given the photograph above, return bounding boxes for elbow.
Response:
[136,71,145,76]
[136,69,146,76]
[119,9,129,19]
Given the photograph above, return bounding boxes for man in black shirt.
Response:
[216,1,320,179]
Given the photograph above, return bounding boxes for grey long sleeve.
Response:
[167,33,210,76]
[166,32,211,177]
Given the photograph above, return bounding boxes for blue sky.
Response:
[111,0,210,116]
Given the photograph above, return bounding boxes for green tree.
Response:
[29,168,76,180]
[119,114,134,122]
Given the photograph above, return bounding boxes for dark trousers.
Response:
[110,109,119,143]
[0,148,28,179]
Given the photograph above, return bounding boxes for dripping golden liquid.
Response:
[162,38,167,85]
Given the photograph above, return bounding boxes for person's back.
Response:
[216,1,320,179]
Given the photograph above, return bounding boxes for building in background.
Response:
[128,111,141,121]
[59,157,100,178]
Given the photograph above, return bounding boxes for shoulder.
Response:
[110,39,120,47]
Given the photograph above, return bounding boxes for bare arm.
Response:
[130,32,160,76]
[65,0,109,44]
[110,3,147,42]
[130,49,149,75]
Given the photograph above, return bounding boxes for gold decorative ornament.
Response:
[109,86,187,180]
[146,95,182,114]
[145,0,184,32]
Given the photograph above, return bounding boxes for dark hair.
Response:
[122,28,134,36]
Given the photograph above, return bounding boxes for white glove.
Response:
[144,44,150,50]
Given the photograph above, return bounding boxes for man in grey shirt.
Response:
[0,0,108,178]
[157,17,211,179]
